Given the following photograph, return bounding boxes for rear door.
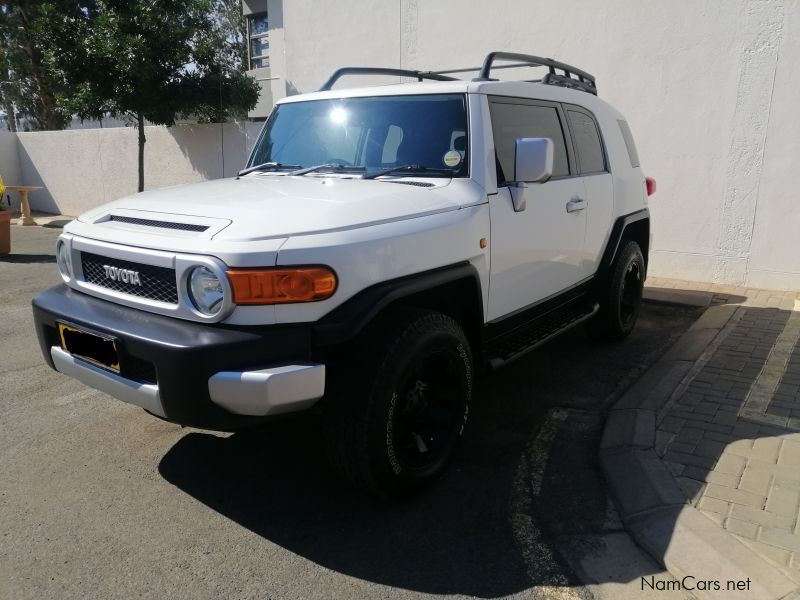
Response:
[486,97,587,320]
[564,105,614,277]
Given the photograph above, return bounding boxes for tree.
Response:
[0,1,80,131]
[208,0,248,73]
[39,0,259,191]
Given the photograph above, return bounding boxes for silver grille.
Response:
[81,252,179,304]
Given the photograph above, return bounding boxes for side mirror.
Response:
[514,137,553,184]
[509,138,554,212]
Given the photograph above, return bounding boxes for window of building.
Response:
[567,109,606,174]
[489,100,570,184]
[248,13,269,69]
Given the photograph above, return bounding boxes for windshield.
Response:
[248,94,469,177]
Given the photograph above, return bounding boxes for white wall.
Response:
[268,0,799,290]
[15,122,263,217]
[0,132,21,191]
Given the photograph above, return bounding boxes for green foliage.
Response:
[0,1,84,131]
[39,0,259,127]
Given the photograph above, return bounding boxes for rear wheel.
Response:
[587,240,645,341]
[324,309,473,497]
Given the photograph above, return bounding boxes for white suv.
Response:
[33,53,655,496]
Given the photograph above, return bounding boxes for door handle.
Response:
[566,197,586,213]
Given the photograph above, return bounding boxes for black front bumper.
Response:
[32,285,316,430]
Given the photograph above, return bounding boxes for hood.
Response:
[78,175,464,242]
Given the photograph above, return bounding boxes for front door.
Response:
[486,98,587,321]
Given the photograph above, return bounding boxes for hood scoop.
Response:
[109,215,210,233]
[90,208,232,239]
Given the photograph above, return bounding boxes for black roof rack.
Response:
[318,52,597,95]
[472,52,596,95]
[319,67,457,91]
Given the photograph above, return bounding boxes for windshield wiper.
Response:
[237,161,302,177]
[361,165,456,180]
[289,163,366,176]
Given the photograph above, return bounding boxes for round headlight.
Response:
[188,266,225,316]
[56,240,72,280]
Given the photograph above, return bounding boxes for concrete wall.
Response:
[0,132,21,192]
[266,0,799,290]
[14,122,263,217]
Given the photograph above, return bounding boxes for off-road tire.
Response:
[586,240,645,342]
[324,309,473,497]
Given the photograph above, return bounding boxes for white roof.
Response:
[277,79,618,119]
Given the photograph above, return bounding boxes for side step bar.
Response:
[486,301,600,369]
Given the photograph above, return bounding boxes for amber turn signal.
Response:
[226,267,337,305]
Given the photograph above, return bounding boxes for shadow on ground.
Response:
[160,302,703,597]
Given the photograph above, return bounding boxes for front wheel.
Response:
[324,309,473,497]
[586,240,645,341]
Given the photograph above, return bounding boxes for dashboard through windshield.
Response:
[248,94,469,177]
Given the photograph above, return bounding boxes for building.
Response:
[242,0,799,290]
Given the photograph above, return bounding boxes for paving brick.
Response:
[681,389,704,403]
[664,450,716,470]
[691,420,735,435]
[759,423,792,437]
[674,426,704,445]
[732,421,760,437]
[676,476,704,503]
[751,438,783,463]
[668,441,696,454]
[765,485,800,518]
[725,516,759,539]
[774,476,800,491]
[760,527,800,554]
[670,409,713,423]
[659,415,685,434]
[694,439,726,459]
[695,401,720,416]
[701,510,726,526]
[730,504,796,530]
[779,439,800,465]
[714,453,747,476]
[739,464,773,496]
[663,460,685,477]
[713,411,739,426]
[703,470,741,487]
[705,483,765,508]
[697,495,730,515]
[724,438,755,456]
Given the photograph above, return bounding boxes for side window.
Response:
[489,101,570,184]
[617,120,640,168]
[567,109,606,174]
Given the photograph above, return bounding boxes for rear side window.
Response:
[567,109,606,174]
[489,101,570,183]
[617,119,640,167]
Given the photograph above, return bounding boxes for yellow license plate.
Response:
[57,322,120,373]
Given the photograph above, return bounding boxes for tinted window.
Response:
[567,110,605,174]
[617,119,640,167]
[489,102,569,183]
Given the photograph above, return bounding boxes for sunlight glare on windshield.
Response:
[329,107,347,124]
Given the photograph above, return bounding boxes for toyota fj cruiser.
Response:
[33,52,655,496]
